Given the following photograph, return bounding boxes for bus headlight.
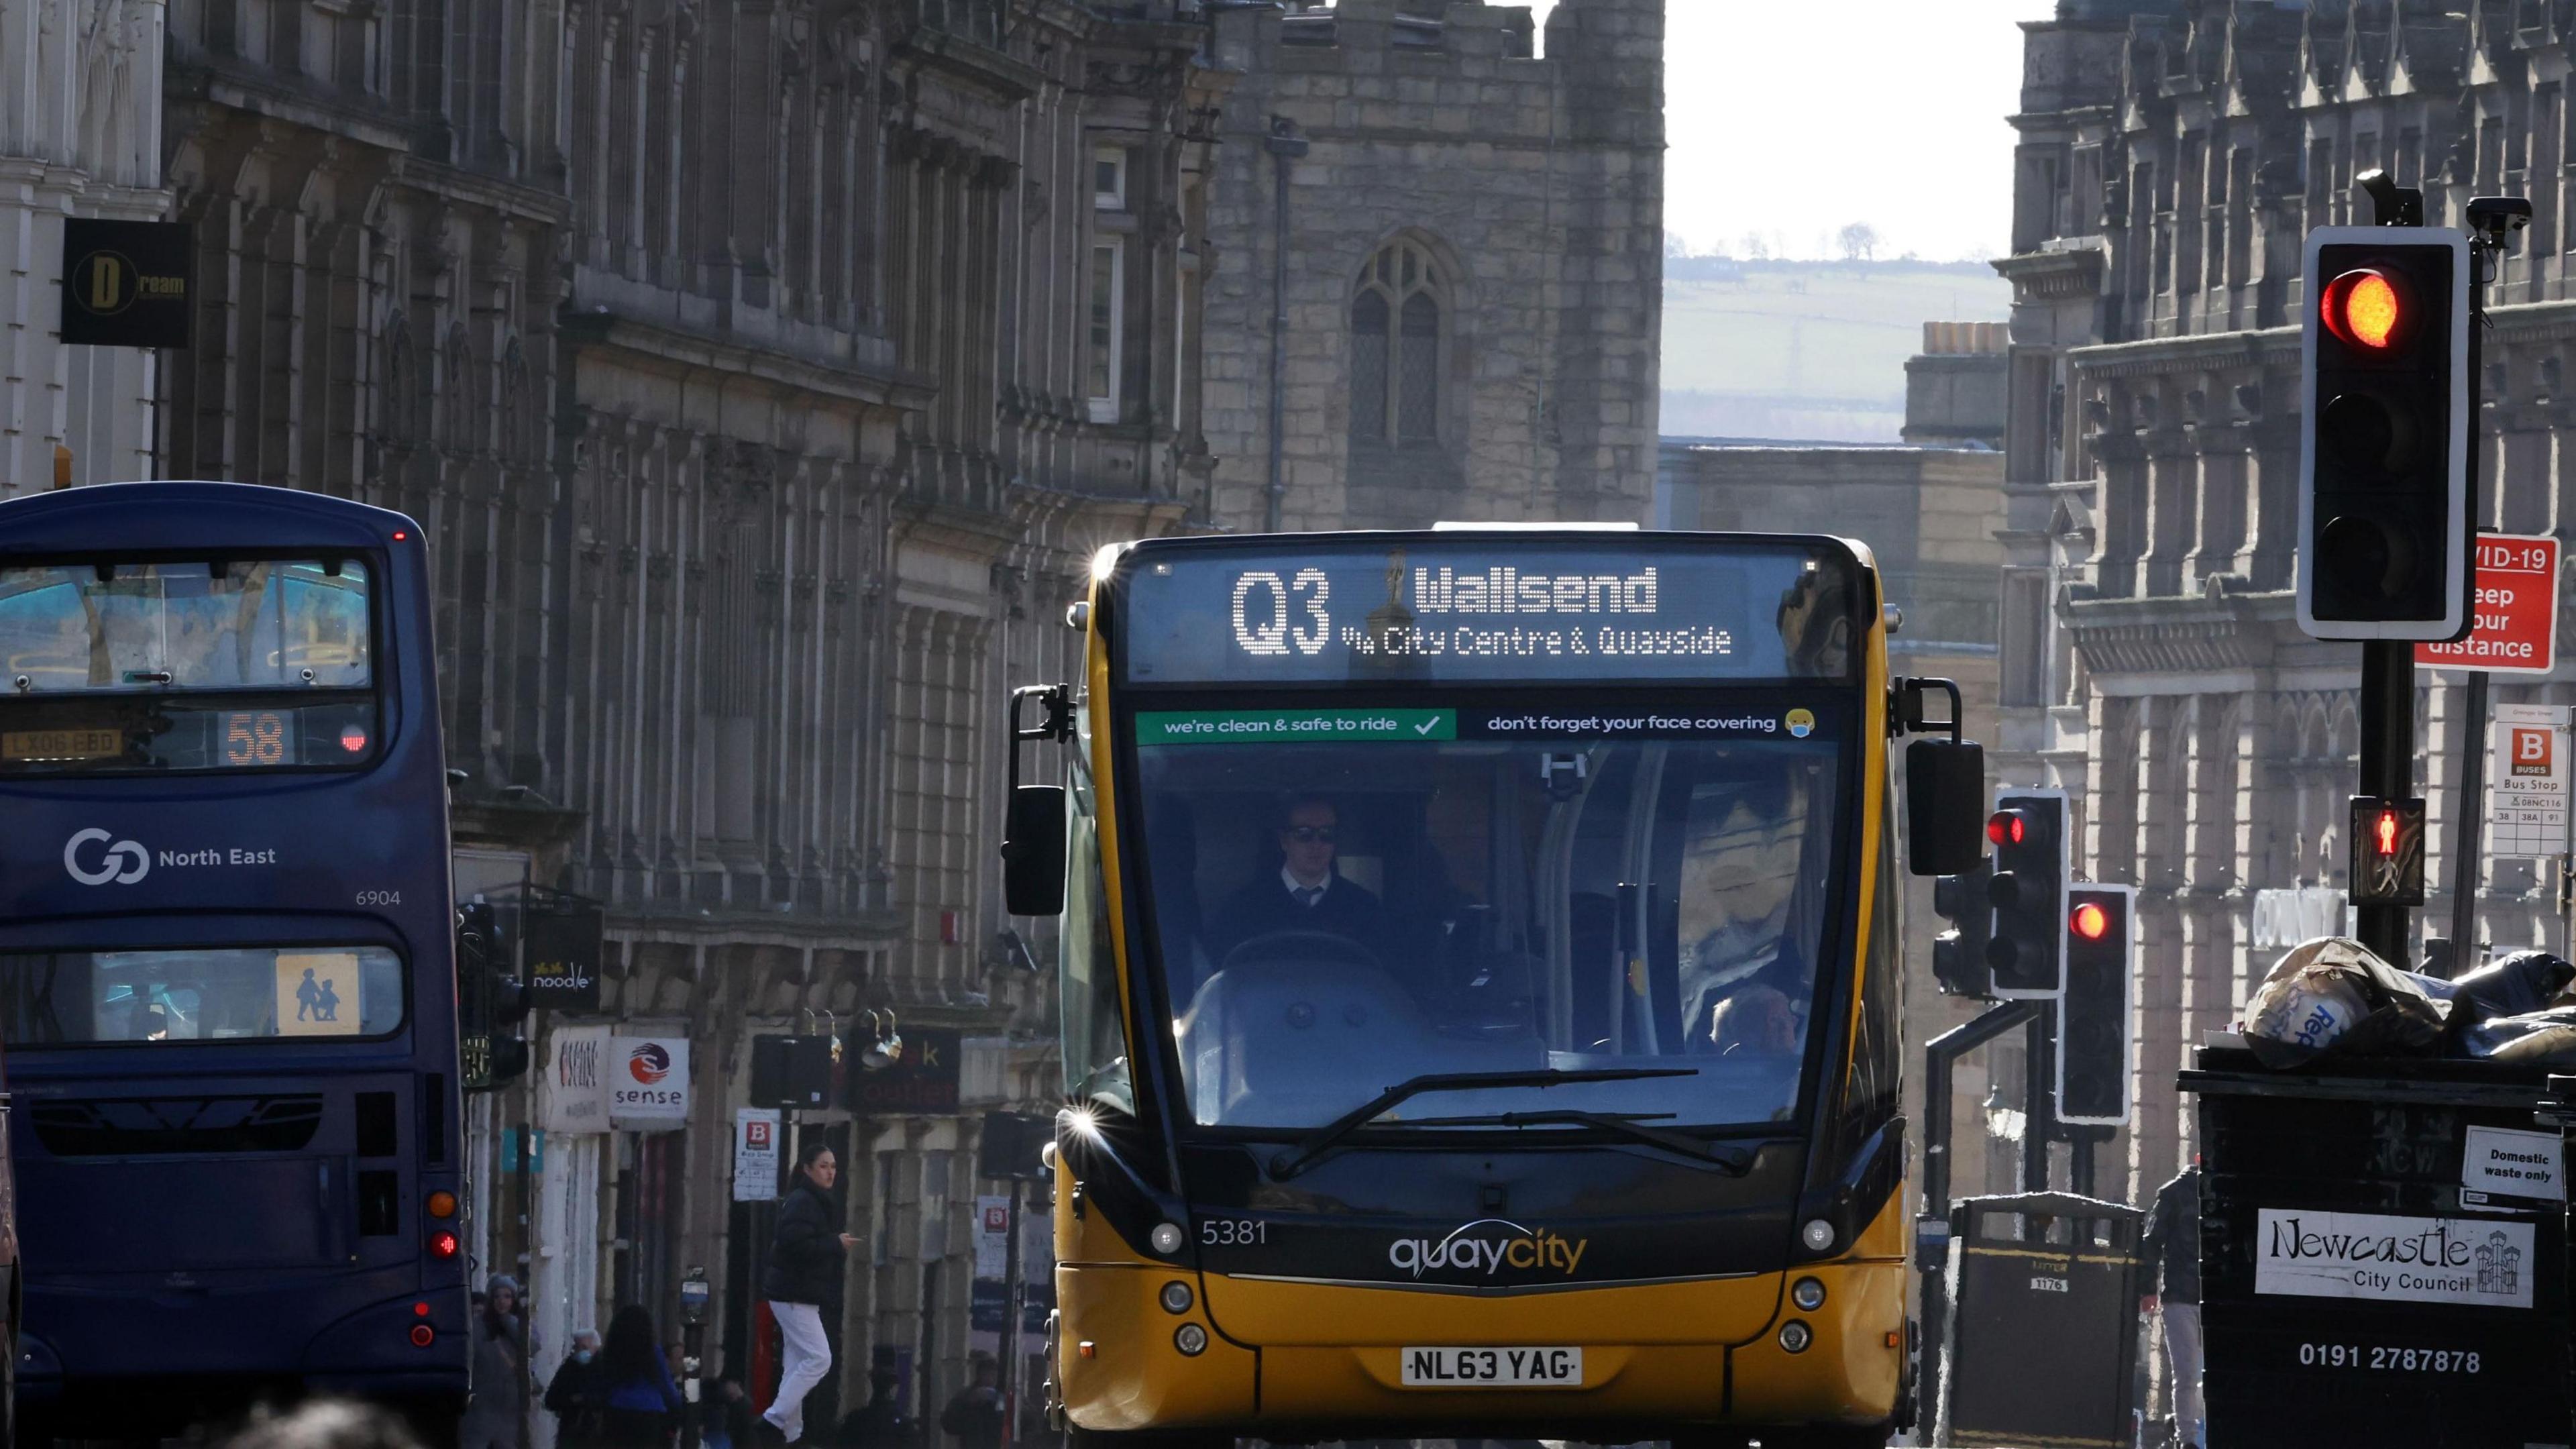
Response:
[1160,1281,1193,1315]
[1173,1324,1208,1356]
[1791,1277,1827,1311]
[1150,1222,1186,1255]
[1778,1321,1813,1354]
[1800,1218,1835,1252]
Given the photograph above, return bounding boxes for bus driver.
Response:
[1210,794,1389,964]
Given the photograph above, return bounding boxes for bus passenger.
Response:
[1209,794,1388,964]
[1707,984,1799,1059]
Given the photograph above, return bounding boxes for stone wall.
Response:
[0,0,168,493]
[1199,0,1665,533]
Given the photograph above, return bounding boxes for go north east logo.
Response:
[628,1042,674,1084]
[1389,1220,1589,1279]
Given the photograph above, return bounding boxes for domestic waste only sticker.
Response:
[2462,1125,2566,1202]
[2254,1208,2534,1309]
[1138,709,1456,745]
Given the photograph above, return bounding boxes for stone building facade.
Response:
[128,0,1228,1431]
[30,0,1665,1433]
[1998,0,2576,1208]
[1199,0,1666,531]
[1,0,168,490]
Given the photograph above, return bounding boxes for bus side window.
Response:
[1060,769,1134,1114]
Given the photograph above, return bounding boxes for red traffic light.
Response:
[2071,901,2111,941]
[2375,807,2401,858]
[2320,268,2414,352]
[1987,811,2026,847]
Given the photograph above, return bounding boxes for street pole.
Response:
[2023,1002,2056,1197]
[2448,669,2491,975]
[1000,1179,1024,1448]
[1917,1000,2038,1432]
[2357,639,2418,964]
[517,1110,534,1449]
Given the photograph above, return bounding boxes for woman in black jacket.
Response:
[760,1140,855,1445]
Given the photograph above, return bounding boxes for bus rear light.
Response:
[429,1229,460,1258]
[414,1301,432,1317]
[340,725,370,753]
[410,1324,436,1348]
[427,1191,458,1218]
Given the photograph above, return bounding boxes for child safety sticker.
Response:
[2461,1125,2566,1203]
[2255,1209,2534,1309]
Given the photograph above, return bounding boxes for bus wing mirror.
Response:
[1002,786,1069,916]
[1904,738,1986,877]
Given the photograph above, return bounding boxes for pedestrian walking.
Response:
[2141,1159,2205,1449]
[544,1328,608,1449]
[597,1304,686,1449]
[460,1275,530,1449]
[937,1356,1006,1449]
[761,1140,857,1446]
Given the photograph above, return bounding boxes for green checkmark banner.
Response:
[1136,708,1457,745]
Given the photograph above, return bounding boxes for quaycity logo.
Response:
[1388,1219,1590,1280]
[63,828,150,886]
[628,1042,673,1085]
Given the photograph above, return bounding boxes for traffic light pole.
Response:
[2357,639,2418,964]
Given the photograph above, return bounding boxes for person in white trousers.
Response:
[763,1141,857,1445]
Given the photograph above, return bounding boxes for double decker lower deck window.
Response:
[0,946,404,1044]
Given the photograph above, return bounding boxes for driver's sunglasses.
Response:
[1283,826,1337,844]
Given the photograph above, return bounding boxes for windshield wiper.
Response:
[1399,1110,1759,1174]
[1269,1067,1694,1179]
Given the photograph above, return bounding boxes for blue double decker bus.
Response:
[0,482,469,1437]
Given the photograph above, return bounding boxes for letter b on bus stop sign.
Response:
[2420,534,2559,675]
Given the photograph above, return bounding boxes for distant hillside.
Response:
[1660,260,2012,443]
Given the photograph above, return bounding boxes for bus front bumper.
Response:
[1054,1258,1906,1435]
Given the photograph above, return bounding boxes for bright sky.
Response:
[1536,0,2035,262]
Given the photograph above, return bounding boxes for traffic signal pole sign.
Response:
[2300,174,2524,965]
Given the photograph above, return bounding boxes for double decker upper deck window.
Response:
[0,558,380,773]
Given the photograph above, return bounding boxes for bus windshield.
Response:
[1132,706,1849,1132]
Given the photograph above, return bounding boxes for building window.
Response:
[2000,570,2051,708]
[1350,239,1446,447]
[1087,238,1124,424]
[1093,147,1128,211]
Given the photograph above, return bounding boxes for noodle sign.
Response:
[2418,534,2559,675]
[58,218,193,348]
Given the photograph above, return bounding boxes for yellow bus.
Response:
[1004,529,1980,1449]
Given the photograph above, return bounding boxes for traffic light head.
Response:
[2057,885,2136,1128]
[2298,228,2473,641]
[2348,796,2428,907]
[1931,857,1995,998]
[1984,790,2070,998]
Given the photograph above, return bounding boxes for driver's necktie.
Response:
[1296,887,1322,908]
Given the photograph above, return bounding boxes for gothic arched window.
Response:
[1350,240,1445,447]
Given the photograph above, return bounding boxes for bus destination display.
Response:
[1120,541,1859,684]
